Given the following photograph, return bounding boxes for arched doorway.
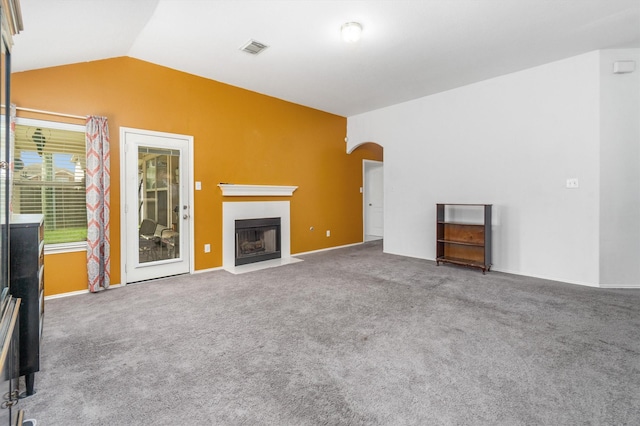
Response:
[348,141,384,242]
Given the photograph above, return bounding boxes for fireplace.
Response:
[222,199,299,273]
[235,217,281,266]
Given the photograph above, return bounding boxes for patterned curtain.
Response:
[86,116,111,292]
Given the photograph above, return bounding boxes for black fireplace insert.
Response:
[235,217,281,266]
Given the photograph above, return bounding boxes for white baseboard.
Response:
[44,289,89,300]
[382,251,613,289]
[489,266,601,288]
[192,266,224,274]
[44,283,124,300]
[599,283,640,289]
[294,242,363,257]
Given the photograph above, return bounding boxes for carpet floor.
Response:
[18,241,640,425]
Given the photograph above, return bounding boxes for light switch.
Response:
[566,178,579,189]
[195,181,202,190]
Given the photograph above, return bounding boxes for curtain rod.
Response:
[14,106,86,120]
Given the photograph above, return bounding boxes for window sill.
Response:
[44,241,87,255]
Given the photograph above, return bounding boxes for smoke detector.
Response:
[239,39,269,55]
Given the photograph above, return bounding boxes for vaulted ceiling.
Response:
[11,0,640,117]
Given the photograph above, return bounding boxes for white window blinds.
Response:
[13,119,87,244]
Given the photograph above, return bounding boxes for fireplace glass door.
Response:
[235,217,281,266]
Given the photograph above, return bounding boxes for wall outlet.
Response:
[326,230,331,237]
[204,243,211,253]
[195,181,202,190]
[566,178,579,189]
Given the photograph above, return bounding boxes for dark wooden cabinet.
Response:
[8,214,44,396]
[436,204,492,273]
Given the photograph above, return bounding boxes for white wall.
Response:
[348,51,608,286]
[599,49,640,287]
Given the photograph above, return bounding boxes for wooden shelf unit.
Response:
[436,204,492,273]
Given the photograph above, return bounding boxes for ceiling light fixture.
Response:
[341,22,362,43]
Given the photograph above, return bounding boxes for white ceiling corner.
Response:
[11,0,640,117]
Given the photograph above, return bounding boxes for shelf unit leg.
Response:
[25,373,35,396]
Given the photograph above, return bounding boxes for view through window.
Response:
[13,119,86,245]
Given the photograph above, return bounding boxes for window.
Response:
[13,118,86,247]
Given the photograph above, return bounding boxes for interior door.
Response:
[122,128,192,283]
[364,160,383,241]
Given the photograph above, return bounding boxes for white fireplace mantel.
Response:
[218,184,298,197]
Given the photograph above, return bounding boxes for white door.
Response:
[364,160,383,241]
[121,127,192,283]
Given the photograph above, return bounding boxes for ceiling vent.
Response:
[239,39,269,55]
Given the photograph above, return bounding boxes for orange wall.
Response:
[43,251,87,296]
[12,57,383,295]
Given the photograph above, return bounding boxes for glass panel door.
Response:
[138,147,180,264]
[123,127,191,284]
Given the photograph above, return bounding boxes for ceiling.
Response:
[11,0,640,117]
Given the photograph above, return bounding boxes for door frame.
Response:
[363,159,384,242]
[119,127,195,285]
